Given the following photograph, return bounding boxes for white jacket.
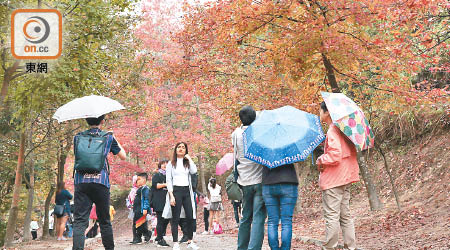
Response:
[162,160,197,219]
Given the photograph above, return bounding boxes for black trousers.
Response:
[180,218,196,236]
[155,211,170,241]
[132,222,137,241]
[233,201,242,223]
[204,208,210,231]
[31,230,37,240]
[73,183,114,250]
[133,217,150,240]
[170,186,193,242]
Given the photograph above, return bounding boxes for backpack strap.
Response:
[102,131,113,174]
[232,131,239,182]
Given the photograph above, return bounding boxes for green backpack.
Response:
[225,172,242,201]
[74,131,111,174]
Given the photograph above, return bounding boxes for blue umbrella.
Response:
[243,106,325,169]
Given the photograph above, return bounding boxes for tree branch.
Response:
[237,18,275,44]
[63,1,80,17]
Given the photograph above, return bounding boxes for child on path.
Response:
[316,101,359,250]
[30,218,39,240]
[199,194,210,234]
[127,175,139,243]
[132,172,152,244]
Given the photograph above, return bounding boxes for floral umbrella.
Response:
[321,92,375,151]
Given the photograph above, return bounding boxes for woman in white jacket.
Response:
[163,142,199,250]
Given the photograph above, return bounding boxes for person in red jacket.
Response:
[316,101,359,250]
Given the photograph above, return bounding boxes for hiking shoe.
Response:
[179,235,189,244]
[157,239,170,247]
[172,242,180,250]
[131,239,142,244]
[187,242,199,250]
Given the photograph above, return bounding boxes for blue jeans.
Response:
[237,183,267,250]
[262,184,298,250]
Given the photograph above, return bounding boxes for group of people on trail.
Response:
[65,101,359,250]
[233,104,359,250]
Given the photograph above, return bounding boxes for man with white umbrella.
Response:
[72,115,126,250]
[53,95,127,249]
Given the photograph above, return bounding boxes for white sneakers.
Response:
[187,242,199,250]
[173,240,200,250]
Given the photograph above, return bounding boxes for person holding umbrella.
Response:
[72,115,126,250]
[53,95,127,249]
[316,101,359,250]
[233,105,266,250]
[242,105,325,250]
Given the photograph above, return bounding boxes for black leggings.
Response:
[155,211,170,241]
[171,186,194,242]
[204,208,209,231]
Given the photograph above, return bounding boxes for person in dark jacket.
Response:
[131,172,151,244]
[55,181,72,241]
[262,164,299,250]
[152,160,171,247]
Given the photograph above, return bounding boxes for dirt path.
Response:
[87,233,270,250]
[14,231,270,250]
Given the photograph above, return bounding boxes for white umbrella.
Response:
[52,95,125,123]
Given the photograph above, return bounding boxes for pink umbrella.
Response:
[216,153,234,176]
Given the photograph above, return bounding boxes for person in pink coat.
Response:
[316,101,359,250]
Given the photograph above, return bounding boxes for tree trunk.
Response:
[321,53,340,93]
[57,128,73,184]
[42,185,55,238]
[198,155,207,195]
[377,145,401,211]
[1,61,21,108]
[57,142,65,185]
[23,130,35,242]
[4,132,26,247]
[358,151,383,211]
[22,167,34,242]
